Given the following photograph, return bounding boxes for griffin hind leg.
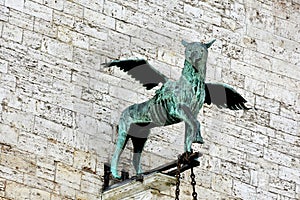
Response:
[111,103,153,178]
[111,116,131,179]
[128,123,152,175]
[131,130,149,175]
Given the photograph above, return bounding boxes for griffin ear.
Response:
[205,39,216,48]
[181,40,189,47]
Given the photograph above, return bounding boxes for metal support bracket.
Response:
[102,151,202,192]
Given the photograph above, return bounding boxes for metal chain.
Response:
[175,155,181,200]
[190,166,197,200]
[175,152,198,200]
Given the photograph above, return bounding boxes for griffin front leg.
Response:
[177,104,203,152]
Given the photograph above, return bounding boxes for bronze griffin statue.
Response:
[104,39,250,178]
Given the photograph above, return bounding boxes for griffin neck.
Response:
[181,60,206,83]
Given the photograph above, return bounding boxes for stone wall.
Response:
[0,0,299,199]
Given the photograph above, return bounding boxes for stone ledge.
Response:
[102,173,176,200]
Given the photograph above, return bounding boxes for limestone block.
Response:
[23,174,55,193]
[255,95,280,114]
[102,173,176,200]
[276,130,300,146]
[87,123,113,152]
[279,166,300,185]
[73,150,97,173]
[30,188,51,200]
[72,98,93,116]
[269,176,297,198]
[296,184,300,199]
[246,7,275,32]
[0,164,24,183]
[270,114,298,135]
[256,189,278,200]
[275,17,299,41]
[243,49,272,70]
[53,11,75,27]
[184,4,203,18]
[89,79,109,94]
[2,109,34,132]
[71,71,90,87]
[41,37,73,61]
[235,138,264,157]
[34,116,68,140]
[84,8,115,30]
[230,60,267,83]
[34,18,57,37]
[256,170,270,190]
[244,76,265,96]
[2,24,23,43]
[24,0,53,21]
[73,48,104,70]
[116,20,141,37]
[157,48,182,66]
[73,20,108,41]
[0,178,5,192]
[104,1,135,21]
[4,0,24,11]
[222,42,244,60]
[233,180,257,200]
[23,30,42,50]
[109,85,137,102]
[81,88,102,102]
[63,1,83,18]
[72,0,103,12]
[265,84,297,106]
[0,6,9,22]
[47,141,74,165]
[211,174,233,194]
[263,148,298,168]
[5,182,31,200]
[55,163,82,190]
[221,161,250,183]
[0,149,36,175]
[43,0,64,11]
[80,172,102,195]
[18,132,48,156]
[221,70,245,88]
[272,58,299,80]
[213,26,240,46]
[9,10,34,30]
[250,131,269,146]
[0,123,18,146]
[59,185,77,199]
[269,137,300,158]
[36,156,56,181]
[76,192,99,200]
[58,27,89,49]
[93,104,111,124]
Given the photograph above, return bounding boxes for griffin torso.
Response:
[153,60,206,118]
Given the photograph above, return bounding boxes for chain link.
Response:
[175,152,198,200]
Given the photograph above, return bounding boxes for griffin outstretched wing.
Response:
[204,83,250,110]
[103,59,168,90]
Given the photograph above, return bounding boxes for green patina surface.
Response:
[107,39,249,178]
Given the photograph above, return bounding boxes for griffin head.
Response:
[181,39,216,72]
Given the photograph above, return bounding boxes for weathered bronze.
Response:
[104,39,250,179]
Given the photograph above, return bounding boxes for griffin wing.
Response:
[103,59,168,90]
[204,83,250,110]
